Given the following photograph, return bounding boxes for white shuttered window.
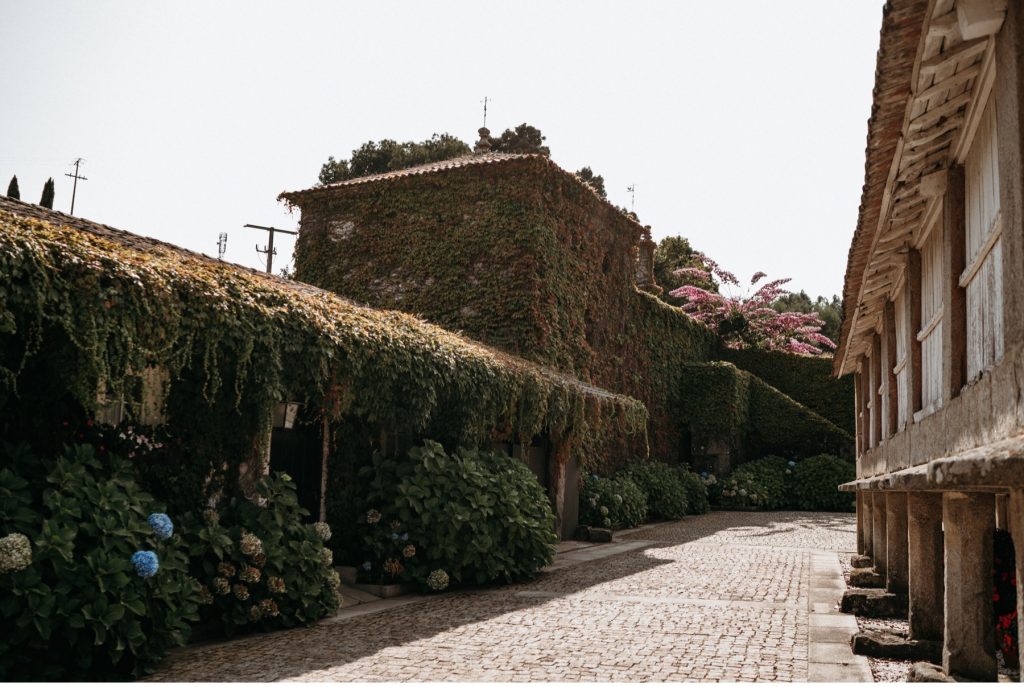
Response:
[918,226,943,416]
[894,290,909,431]
[963,93,1003,380]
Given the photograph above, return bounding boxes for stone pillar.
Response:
[863,492,875,559]
[872,491,888,574]
[908,492,944,640]
[886,492,909,593]
[857,492,867,555]
[942,491,996,680]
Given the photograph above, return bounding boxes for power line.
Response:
[65,158,87,215]
[244,224,297,274]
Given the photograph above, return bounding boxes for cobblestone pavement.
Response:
[150,511,856,682]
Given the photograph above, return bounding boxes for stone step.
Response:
[849,567,886,588]
[907,662,956,682]
[852,629,942,663]
[840,588,908,618]
[850,554,873,568]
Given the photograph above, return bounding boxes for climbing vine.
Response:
[0,211,647,478]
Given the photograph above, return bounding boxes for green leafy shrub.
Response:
[0,442,199,680]
[792,454,855,512]
[674,467,710,515]
[358,440,556,588]
[622,462,688,520]
[579,474,648,529]
[722,456,792,510]
[181,472,339,638]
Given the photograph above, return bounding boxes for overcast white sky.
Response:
[1,1,884,299]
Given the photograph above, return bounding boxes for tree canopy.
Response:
[39,178,54,209]
[318,133,471,185]
[653,236,715,307]
[575,167,606,199]
[489,123,550,156]
[772,291,842,346]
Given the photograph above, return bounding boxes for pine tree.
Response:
[40,178,55,209]
[6,175,19,200]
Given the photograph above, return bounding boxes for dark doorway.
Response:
[269,406,322,522]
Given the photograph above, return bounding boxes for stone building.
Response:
[835,0,1024,679]
[280,131,852,476]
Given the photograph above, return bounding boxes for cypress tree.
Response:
[6,175,19,200]
[40,178,55,209]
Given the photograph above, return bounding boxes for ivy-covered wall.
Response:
[0,204,648,491]
[284,156,717,462]
[716,347,855,435]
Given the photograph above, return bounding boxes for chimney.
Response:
[474,127,492,154]
[635,225,662,295]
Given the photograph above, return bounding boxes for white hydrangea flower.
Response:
[0,533,31,573]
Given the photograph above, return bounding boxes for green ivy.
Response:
[0,211,647,481]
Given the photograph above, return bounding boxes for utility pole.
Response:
[217,232,228,261]
[244,224,297,274]
[65,158,87,215]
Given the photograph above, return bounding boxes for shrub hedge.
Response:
[579,474,649,529]
[0,443,199,680]
[357,441,557,589]
[622,463,689,521]
[791,454,856,512]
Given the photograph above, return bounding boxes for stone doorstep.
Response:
[807,553,873,683]
[852,628,943,663]
[839,588,909,618]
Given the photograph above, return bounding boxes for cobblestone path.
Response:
[150,511,857,682]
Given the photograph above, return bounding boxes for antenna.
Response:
[217,232,228,261]
[627,184,636,213]
[244,223,297,274]
[480,96,489,128]
[65,158,88,215]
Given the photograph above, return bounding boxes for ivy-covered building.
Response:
[280,131,853,475]
[0,196,650,539]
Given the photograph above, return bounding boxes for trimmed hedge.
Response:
[718,347,854,435]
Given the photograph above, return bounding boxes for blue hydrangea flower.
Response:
[391,532,399,541]
[361,561,372,571]
[401,533,409,541]
[147,513,174,540]
[788,460,796,468]
[131,550,159,578]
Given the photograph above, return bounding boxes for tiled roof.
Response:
[834,0,930,375]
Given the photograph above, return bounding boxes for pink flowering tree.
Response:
[669,255,836,355]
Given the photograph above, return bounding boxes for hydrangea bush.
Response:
[180,472,340,638]
[579,474,648,529]
[718,456,791,510]
[0,442,199,680]
[791,454,855,512]
[621,462,689,520]
[358,441,556,589]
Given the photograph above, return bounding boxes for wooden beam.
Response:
[913,62,981,105]
[919,37,989,76]
[908,92,973,133]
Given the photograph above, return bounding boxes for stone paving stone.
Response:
[149,511,857,682]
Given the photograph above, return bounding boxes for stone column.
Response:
[942,491,996,680]
[872,491,888,574]
[857,492,867,555]
[863,492,875,559]
[886,492,909,593]
[908,492,944,641]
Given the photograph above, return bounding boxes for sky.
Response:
[0,1,884,299]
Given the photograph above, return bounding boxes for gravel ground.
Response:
[844,557,1021,681]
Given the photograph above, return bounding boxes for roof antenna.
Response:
[627,184,636,214]
[474,97,492,155]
